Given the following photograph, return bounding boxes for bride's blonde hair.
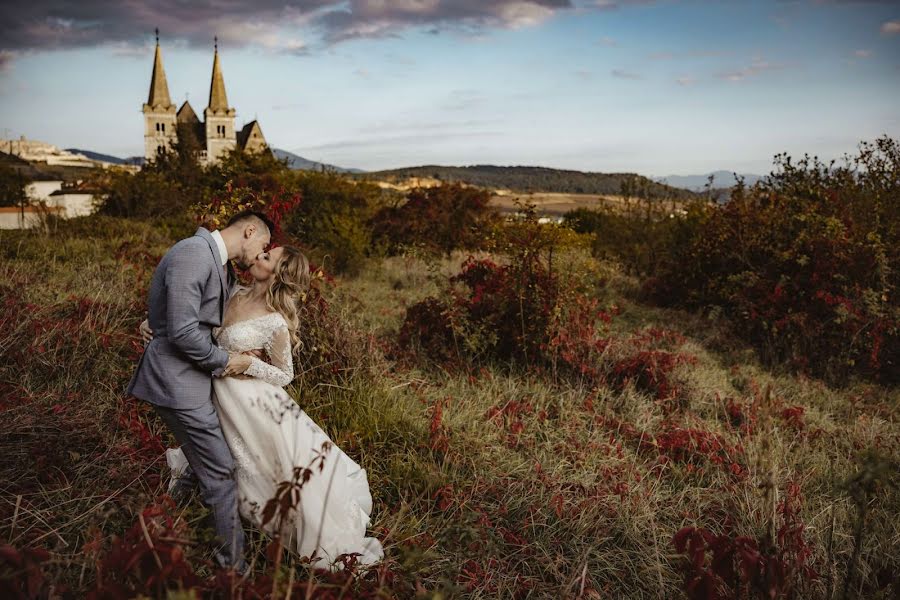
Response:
[263,245,311,357]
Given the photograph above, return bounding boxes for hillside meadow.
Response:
[0,211,897,599]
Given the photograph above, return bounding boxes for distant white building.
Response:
[48,187,96,218]
[0,137,97,168]
[0,180,97,229]
[26,180,64,202]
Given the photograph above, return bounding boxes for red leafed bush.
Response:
[611,349,696,402]
[88,499,204,598]
[449,254,558,364]
[397,297,460,365]
[398,252,608,375]
[645,136,900,384]
[605,327,697,408]
[399,208,613,381]
[485,398,535,446]
[86,498,396,599]
[653,424,745,477]
[0,544,52,600]
[193,181,302,239]
[779,406,805,431]
[673,482,816,599]
[594,414,747,479]
[371,183,498,257]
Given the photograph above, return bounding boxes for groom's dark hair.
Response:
[226,209,275,235]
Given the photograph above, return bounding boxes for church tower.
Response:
[142,30,177,162]
[204,38,237,165]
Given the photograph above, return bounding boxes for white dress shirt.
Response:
[209,230,229,266]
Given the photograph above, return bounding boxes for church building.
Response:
[142,33,269,165]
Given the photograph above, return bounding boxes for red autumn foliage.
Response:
[779,406,805,431]
[399,210,615,385]
[594,414,747,480]
[428,397,450,454]
[673,482,816,600]
[82,496,396,599]
[485,398,534,447]
[0,544,52,600]
[118,398,166,460]
[194,181,303,239]
[611,349,696,403]
[645,137,899,384]
[397,297,459,366]
[88,499,203,598]
[371,183,498,256]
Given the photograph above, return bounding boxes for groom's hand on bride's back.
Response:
[139,319,153,345]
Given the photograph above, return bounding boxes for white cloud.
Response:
[881,20,900,35]
[497,2,557,29]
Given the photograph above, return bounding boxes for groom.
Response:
[127,210,273,572]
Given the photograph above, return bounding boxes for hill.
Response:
[272,148,363,173]
[55,147,361,173]
[65,148,127,165]
[654,170,765,192]
[358,165,698,199]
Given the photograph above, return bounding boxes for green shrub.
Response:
[283,170,384,274]
[563,200,711,276]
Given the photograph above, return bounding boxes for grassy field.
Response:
[372,175,685,217]
[488,191,686,217]
[0,216,897,598]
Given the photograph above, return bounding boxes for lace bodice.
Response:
[215,312,294,387]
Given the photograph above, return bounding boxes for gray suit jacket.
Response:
[127,228,234,409]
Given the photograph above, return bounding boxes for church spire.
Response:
[147,29,173,108]
[207,36,230,111]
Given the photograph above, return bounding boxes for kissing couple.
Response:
[127,211,383,573]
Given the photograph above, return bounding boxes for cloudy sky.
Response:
[0,0,898,176]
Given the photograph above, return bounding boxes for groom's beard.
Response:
[234,259,252,271]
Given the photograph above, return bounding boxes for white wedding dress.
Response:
[166,312,383,570]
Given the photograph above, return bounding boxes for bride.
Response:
[166,245,383,570]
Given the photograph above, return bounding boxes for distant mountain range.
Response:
[272,149,364,173]
[53,147,766,197]
[65,147,362,173]
[653,170,765,192]
[66,148,129,165]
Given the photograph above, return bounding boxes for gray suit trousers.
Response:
[153,402,246,571]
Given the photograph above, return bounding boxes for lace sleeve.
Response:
[244,321,294,387]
